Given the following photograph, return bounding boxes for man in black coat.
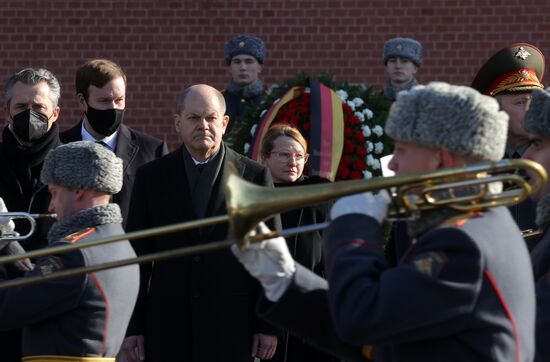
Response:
[222,35,265,138]
[60,59,168,226]
[520,88,550,361]
[0,141,139,360]
[120,84,279,362]
[234,82,536,362]
[0,67,62,362]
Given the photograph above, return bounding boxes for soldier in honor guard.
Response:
[520,88,550,361]
[472,43,545,242]
[0,141,139,361]
[381,37,423,102]
[233,82,536,361]
[222,35,266,138]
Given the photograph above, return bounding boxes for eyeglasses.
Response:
[270,151,309,163]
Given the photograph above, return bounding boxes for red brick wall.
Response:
[1,0,549,150]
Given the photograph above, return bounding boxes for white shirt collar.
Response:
[191,157,208,165]
[80,119,118,151]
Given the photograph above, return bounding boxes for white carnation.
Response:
[244,143,250,154]
[250,124,258,137]
[336,89,348,102]
[371,158,381,170]
[363,108,374,120]
[374,142,384,154]
[354,111,365,122]
[366,154,375,166]
[352,97,364,108]
[304,87,311,93]
[346,100,356,111]
[363,170,373,179]
[372,125,384,137]
[362,125,371,137]
[366,141,374,153]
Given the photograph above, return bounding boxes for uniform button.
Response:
[241,98,246,103]
[193,256,201,262]
[193,291,200,298]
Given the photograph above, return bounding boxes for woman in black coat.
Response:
[261,124,340,362]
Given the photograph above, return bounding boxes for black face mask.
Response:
[11,108,50,142]
[85,104,124,137]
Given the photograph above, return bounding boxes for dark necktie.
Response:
[196,163,206,173]
[95,140,110,150]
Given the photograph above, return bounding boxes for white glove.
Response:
[231,222,296,302]
[0,197,16,238]
[330,190,391,223]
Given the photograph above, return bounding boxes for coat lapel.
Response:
[115,125,138,175]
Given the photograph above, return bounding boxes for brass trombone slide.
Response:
[0,158,545,289]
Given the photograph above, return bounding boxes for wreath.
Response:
[231,73,393,181]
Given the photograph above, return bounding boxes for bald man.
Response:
[120,85,280,362]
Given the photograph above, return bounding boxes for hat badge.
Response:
[395,44,403,51]
[239,41,245,48]
[520,69,530,79]
[515,47,531,60]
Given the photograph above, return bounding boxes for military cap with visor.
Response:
[471,43,545,96]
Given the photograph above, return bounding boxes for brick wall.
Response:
[1,0,549,150]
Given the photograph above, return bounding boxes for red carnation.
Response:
[350,170,361,179]
[344,128,352,137]
[338,166,350,179]
[343,140,354,153]
[354,130,365,142]
[341,155,352,166]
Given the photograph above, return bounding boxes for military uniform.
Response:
[232,83,535,362]
[223,81,264,135]
[0,204,138,360]
[258,207,535,362]
[223,35,266,138]
[472,43,545,241]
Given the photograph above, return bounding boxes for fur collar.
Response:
[226,79,264,98]
[48,203,122,242]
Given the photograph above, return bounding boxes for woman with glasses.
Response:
[261,124,339,362]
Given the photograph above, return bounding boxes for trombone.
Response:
[0,212,57,241]
[0,158,545,290]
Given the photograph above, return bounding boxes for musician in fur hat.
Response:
[233,82,536,362]
[0,141,139,361]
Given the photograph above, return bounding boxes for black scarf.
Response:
[2,122,61,169]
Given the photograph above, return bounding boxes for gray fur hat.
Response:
[385,82,509,162]
[224,35,266,65]
[41,141,123,194]
[524,89,550,138]
[383,37,423,67]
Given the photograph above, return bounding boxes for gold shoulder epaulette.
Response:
[63,227,96,244]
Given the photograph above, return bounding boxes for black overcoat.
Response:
[60,121,169,226]
[126,145,279,362]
